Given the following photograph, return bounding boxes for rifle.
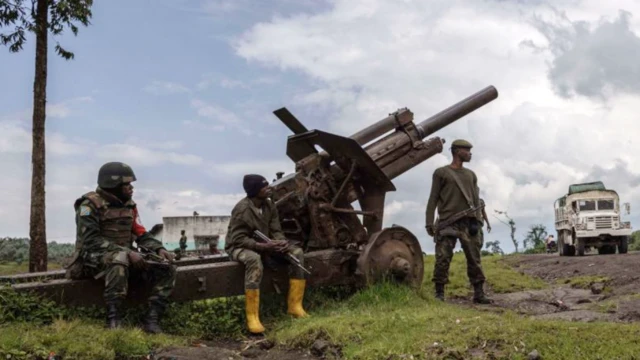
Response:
[253,230,312,275]
[435,199,485,233]
[138,245,174,268]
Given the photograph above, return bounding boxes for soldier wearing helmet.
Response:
[425,139,491,304]
[66,162,176,333]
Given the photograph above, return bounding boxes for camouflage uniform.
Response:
[72,189,176,305]
[67,162,176,333]
[425,140,490,304]
[226,197,305,289]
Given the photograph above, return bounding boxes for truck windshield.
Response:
[578,200,596,211]
[598,200,615,210]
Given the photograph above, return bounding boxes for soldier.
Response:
[226,174,308,334]
[179,230,187,254]
[67,162,176,333]
[425,139,491,304]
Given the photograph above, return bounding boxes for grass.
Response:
[0,262,62,276]
[2,253,639,359]
[0,319,187,360]
[555,275,610,289]
[270,254,640,359]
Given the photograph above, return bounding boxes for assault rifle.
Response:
[435,199,486,232]
[253,230,312,275]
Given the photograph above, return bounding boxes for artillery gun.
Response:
[2,86,498,306]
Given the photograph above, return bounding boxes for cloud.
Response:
[96,143,203,167]
[143,81,191,95]
[231,0,640,253]
[524,8,640,100]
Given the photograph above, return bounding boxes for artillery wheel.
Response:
[356,225,424,288]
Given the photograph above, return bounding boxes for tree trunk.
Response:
[29,0,49,272]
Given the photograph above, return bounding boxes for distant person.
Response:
[425,139,491,304]
[546,235,556,252]
[226,174,308,334]
[179,230,187,254]
[66,162,176,333]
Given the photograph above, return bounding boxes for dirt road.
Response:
[468,251,640,322]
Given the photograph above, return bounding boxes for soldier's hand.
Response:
[158,248,174,262]
[128,251,148,269]
[256,242,279,252]
[426,225,435,237]
[273,240,290,253]
[487,225,492,233]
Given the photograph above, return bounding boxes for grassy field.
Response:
[0,262,62,275]
[2,255,640,359]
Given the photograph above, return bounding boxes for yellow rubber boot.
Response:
[244,289,265,334]
[287,279,309,318]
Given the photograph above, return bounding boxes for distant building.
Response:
[152,215,231,251]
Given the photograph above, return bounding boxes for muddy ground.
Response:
[453,251,640,323]
[156,251,640,359]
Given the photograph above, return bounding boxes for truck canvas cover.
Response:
[568,181,606,195]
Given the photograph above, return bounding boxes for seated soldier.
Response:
[226,174,308,334]
[66,162,176,333]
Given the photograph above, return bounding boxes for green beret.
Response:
[451,139,472,148]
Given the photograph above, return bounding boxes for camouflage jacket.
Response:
[74,187,165,266]
[225,197,285,252]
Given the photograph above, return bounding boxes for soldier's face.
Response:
[257,185,272,199]
[457,147,472,162]
[120,182,134,200]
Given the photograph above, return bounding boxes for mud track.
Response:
[453,251,640,323]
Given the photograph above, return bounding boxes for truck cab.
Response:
[554,181,632,256]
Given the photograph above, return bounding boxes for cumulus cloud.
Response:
[524,8,640,100]
[232,0,640,253]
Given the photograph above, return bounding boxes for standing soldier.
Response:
[425,140,491,304]
[66,162,176,333]
[179,230,188,255]
[226,174,308,334]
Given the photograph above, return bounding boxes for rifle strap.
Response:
[444,166,474,208]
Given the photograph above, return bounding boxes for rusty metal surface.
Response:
[10,249,359,307]
[356,225,424,288]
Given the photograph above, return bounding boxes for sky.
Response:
[2,0,640,254]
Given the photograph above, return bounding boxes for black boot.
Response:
[143,302,165,334]
[435,283,445,301]
[472,282,492,304]
[105,300,122,329]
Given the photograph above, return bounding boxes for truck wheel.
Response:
[619,237,629,254]
[577,240,585,256]
[562,243,574,256]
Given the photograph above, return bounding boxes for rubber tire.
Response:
[577,240,585,256]
[562,243,575,256]
[619,237,629,254]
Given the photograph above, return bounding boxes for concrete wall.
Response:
[158,215,231,251]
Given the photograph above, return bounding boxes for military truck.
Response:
[554,181,632,256]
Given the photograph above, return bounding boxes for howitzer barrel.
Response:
[349,108,414,146]
[363,85,498,179]
[416,85,498,138]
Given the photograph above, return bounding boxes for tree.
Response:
[485,240,504,255]
[0,0,93,272]
[494,209,519,253]
[523,224,547,251]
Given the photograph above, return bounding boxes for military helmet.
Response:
[97,162,136,189]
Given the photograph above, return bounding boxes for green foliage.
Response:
[0,0,93,59]
[484,240,504,255]
[629,230,640,251]
[0,237,74,266]
[523,224,548,253]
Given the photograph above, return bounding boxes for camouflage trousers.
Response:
[87,250,177,306]
[230,245,305,290]
[432,218,486,286]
